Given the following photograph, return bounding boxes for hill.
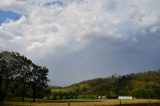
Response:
[47,70,160,100]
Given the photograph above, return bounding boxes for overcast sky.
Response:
[0,0,160,86]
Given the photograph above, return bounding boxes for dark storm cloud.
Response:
[36,31,160,86]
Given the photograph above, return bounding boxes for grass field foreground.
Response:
[2,99,160,106]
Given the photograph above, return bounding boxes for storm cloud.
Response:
[0,0,160,86]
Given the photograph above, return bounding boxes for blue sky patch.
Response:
[44,1,63,7]
[0,10,21,25]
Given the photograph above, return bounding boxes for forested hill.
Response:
[50,70,160,99]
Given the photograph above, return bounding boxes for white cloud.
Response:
[0,0,159,58]
[0,0,160,85]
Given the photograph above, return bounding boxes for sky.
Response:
[0,0,160,86]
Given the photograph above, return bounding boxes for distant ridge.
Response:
[48,70,160,99]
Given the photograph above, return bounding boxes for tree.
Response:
[0,58,8,102]
[0,51,49,102]
[19,56,33,102]
[31,65,49,102]
[0,51,23,102]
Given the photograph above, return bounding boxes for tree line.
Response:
[49,70,160,99]
[0,51,49,103]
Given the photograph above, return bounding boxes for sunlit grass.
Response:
[2,99,160,106]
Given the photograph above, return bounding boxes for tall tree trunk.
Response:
[22,78,26,102]
[0,78,9,102]
[32,82,36,102]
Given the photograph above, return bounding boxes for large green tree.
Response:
[0,51,49,103]
[31,65,49,102]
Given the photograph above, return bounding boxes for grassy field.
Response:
[1,99,160,106]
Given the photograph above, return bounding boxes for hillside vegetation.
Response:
[48,70,160,100]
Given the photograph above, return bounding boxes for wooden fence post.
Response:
[120,99,121,106]
[30,100,31,106]
[68,99,70,106]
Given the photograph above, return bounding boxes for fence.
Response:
[1,99,160,106]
